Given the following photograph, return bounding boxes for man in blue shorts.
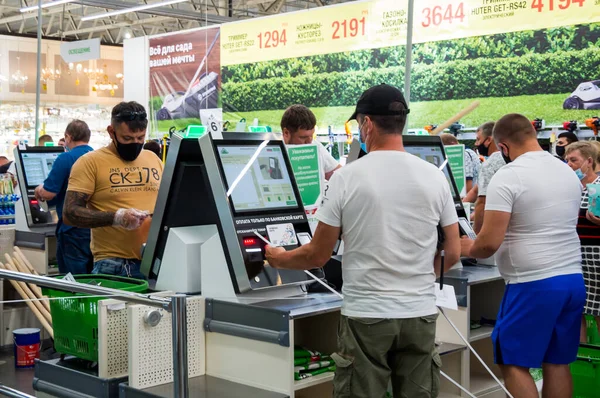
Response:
[461,113,585,398]
[35,120,94,274]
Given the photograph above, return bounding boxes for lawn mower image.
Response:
[154,30,220,121]
[563,80,600,110]
[155,72,219,120]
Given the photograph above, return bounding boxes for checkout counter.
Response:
[138,132,341,397]
[33,133,506,398]
[13,145,61,274]
[0,146,61,346]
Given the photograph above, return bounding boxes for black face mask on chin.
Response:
[114,137,143,161]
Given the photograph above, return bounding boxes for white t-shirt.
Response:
[317,150,458,318]
[485,151,582,284]
[317,143,339,182]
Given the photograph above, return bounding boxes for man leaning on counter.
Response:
[266,84,460,398]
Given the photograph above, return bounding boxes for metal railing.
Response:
[0,268,189,398]
[0,385,35,398]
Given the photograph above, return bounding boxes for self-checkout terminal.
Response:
[347,136,492,265]
[14,146,61,230]
[11,145,62,274]
[142,132,325,299]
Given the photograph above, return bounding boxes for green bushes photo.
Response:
[221,23,600,83]
[223,47,600,111]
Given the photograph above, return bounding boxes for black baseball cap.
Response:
[348,84,410,121]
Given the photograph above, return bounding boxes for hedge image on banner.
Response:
[219,0,600,133]
[149,27,221,136]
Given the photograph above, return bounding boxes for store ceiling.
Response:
[0,0,349,44]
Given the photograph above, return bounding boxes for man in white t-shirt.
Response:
[461,113,584,398]
[267,84,460,398]
[280,104,341,182]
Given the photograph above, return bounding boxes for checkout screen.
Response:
[405,146,460,201]
[217,144,299,213]
[21,152,60,187]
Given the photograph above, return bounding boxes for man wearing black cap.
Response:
[266,84,461,398]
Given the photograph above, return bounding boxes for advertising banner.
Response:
[221,0,409,66]
[146,0,600,136]
[149,27,221,136]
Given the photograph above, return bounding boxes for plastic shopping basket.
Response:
[42,274,148,362]
[571,344,600,398]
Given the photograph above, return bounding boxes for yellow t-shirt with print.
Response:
[67,144,163,261]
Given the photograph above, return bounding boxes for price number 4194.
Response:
[531,0,585,11]
[422,3,465,27]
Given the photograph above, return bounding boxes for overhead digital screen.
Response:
[217,144,299,213]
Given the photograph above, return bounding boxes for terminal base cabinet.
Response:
[155,225,225,293]
[206,307,340,398]
[437,277,507,398]
[205,270,506,398]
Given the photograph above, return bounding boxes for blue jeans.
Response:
[56,227,93,275]
[92,258,146,280]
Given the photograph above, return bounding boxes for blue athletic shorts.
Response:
[492,273,586,369]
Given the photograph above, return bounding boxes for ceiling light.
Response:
[121,27,133,40]
[81,0,187,22]
[20,0,76,13]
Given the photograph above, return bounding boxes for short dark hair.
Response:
[478,122,495,138]
[111,101,148,132]
[280,105,316,133]
[38,135,53,145]
[558,131,579,144]
[143,141,161,157]
[65,119,91,143]
[440,133,459,146]
[493,113,536,144]
[357,113,407,135]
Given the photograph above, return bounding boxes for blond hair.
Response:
[566,141,598,169]
[588,140,600,168]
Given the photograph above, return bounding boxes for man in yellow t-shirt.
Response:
[64,101,163,279]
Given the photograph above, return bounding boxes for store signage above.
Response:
[220,0,600,66]
[60,39,101,63]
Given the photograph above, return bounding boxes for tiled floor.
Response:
[0,350,35,395]
[0,341,57,396]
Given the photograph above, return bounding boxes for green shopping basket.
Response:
[42,274,148,362]
[571,344,600,398]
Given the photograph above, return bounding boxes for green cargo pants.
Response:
[332,314,441,398]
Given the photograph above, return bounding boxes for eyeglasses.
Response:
[113,111,147,121]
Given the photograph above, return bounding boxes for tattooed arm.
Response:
[63,191,115,228]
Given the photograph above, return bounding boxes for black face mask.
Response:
[500,145,512,164]
[114,138,143,161]
[477,141,489,157]
[556,145,566,158]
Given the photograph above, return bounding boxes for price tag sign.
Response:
[435,283,458,310]
[220,0,409,66]
[200,108,223,139]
